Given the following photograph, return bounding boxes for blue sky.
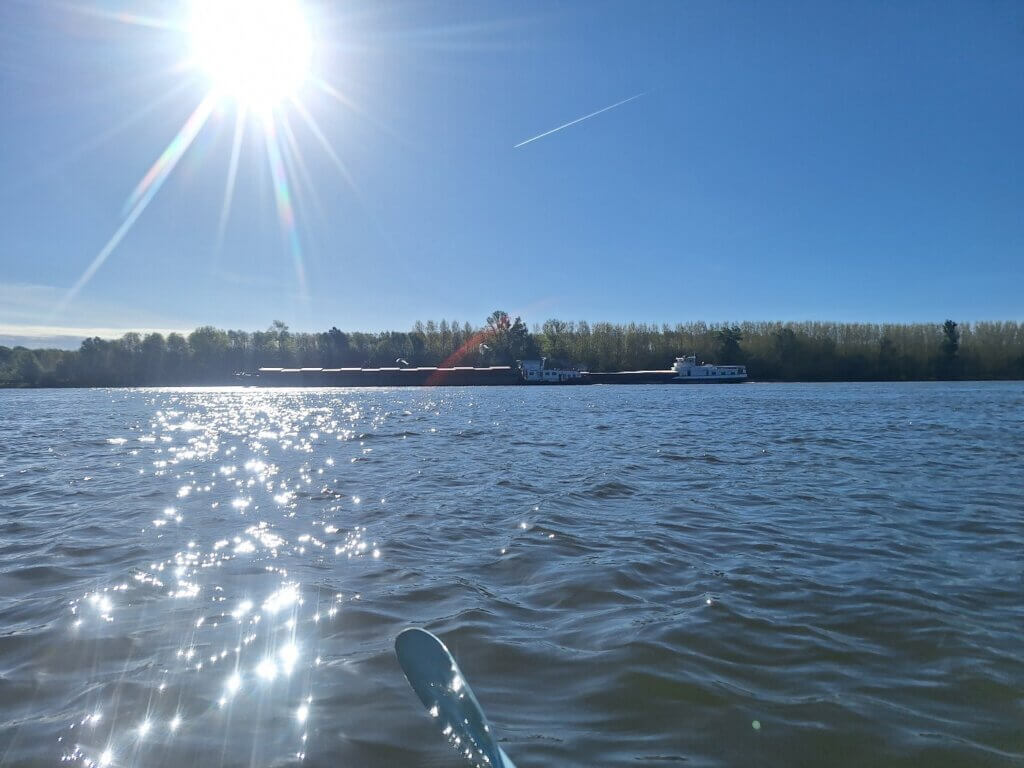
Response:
[1,0,1022,348]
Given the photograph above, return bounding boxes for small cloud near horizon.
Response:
[0,282,188,348]
[0,324,190,350]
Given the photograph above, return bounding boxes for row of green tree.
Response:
[2,314,1023,386]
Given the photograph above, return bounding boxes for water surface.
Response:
[0,383,1021,767]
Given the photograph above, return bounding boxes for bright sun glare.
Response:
[58,0,347,313]
[188,0,312,109]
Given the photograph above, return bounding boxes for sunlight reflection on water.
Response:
[52,393,388,768]
[1,384,1021,767]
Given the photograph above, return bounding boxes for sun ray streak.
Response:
[213,108,248,262]
[310,77,362,115]
[4,80,194,198]
[311,77,405,145]
[55,1,182,30]
[261,112,307,297]
[278,112,328,226]
[55,94,217,315]
[123,94,217,216]
[304,84,402,259]
[289,97,359,193]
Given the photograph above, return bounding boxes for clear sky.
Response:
[1,0,1022,348]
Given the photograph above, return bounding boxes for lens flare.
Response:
[56,0,355,314]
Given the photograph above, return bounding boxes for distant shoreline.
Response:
[2,316,1022,387]
[3,377,1023,391]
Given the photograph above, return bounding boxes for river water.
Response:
[0,384,1021,768]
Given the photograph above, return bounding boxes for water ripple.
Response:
[0,383,1021,767]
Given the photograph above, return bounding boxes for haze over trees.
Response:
[2,315,1023,387]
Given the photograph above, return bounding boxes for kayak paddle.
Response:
[395,627,517,768]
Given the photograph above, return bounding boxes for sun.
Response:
[60,0,349,311]
[188,0,312,110]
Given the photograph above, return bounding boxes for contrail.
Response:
[514,92,645,149]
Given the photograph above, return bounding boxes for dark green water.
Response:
[0,383,1021,767]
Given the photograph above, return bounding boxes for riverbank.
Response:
[5,376,1024,389]
[3,318,1024,387]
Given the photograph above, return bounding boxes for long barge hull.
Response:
[248,367,745,386]
[583,370,677,384]
[250,367,521,387]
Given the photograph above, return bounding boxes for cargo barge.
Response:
[520,355,747,384]
[584,370,677,384]
[250,366,519,387]
[249,355,746,386]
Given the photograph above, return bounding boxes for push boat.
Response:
[670,355,747,382]
[518,356,749,384]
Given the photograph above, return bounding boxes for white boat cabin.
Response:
[671,355,747,381]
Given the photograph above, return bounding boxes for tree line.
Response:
[2,314,1023,387]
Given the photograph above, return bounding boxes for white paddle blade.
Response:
[395,628,516,768]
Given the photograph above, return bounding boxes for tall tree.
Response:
[941,320,960,358]
[716,326,744,363]
[938,319,961,379]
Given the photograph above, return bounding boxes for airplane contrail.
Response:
[514,92,645,149]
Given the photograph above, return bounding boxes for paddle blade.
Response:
[395,628,516,768]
